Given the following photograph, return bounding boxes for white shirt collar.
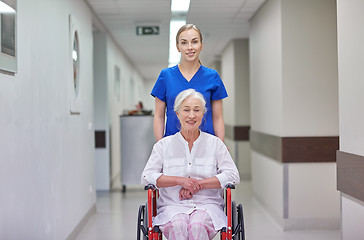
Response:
[177,130,203,146]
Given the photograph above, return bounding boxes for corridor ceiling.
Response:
[85,0,266,82]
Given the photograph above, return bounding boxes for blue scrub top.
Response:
[151,65,228,137]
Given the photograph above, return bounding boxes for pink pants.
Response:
[159,210,218,240]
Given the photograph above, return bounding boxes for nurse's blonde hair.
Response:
[176,24,203,44]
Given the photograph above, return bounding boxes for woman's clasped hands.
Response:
[179,177,202,200]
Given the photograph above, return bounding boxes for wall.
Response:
[337,0,364,239]
[281,0,339,136]
[221,39,251,179]
[250,0,283,136]
[250,0,339,230]
[281,0,340,229]
[92,27,151,190]
[250,0,284,223]
[0,0,95,238]
[106,36,150,189]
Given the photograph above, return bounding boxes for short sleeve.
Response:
[211,71,228,100]
[151,70,166,102]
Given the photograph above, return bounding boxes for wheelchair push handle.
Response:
[225,183,236,189]
[144,184,156,190]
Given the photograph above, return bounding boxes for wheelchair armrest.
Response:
[144,184,156,190]
[225,183,235,189]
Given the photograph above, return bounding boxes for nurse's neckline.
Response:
[177,63,201,82]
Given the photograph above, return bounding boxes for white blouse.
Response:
[141,131,240,230]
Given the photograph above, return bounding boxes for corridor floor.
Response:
[76,181,340,240]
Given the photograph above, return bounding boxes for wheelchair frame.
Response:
[137,184,245,240]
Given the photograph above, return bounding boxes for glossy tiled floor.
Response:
[76,181,340,240]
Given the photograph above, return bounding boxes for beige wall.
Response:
[250,0,339,230]
[250,0,283,136]
[281,0,339,136]
[250,0,284,223]
[337,0,364,238]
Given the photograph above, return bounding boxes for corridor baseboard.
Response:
[66,204,96,240]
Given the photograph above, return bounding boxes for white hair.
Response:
[174,89,207,113]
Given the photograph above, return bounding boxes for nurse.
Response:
[151,24,228,142]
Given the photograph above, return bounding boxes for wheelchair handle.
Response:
[144,184,156,190]
[225,183,235,189]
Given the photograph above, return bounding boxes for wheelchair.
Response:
[137,184,245,240]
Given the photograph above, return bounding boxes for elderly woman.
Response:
[141,89,240,240]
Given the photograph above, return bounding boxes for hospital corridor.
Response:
[1,0,364,239]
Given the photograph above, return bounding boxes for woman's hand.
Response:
[179,188,193,200]
[178,177,202,194]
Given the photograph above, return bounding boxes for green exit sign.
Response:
[136,26,160,36]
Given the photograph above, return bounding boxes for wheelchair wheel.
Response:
[231,201,239,240]
[237,204,245,240]
[137,203,149,240]
[137,205,144,240]
[143,203,148,240]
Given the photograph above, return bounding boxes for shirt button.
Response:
[189,162,191,165]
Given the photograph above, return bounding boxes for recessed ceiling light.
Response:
[0,1,16,14]
[171,0,190,13]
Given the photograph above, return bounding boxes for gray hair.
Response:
[174,89,207,113]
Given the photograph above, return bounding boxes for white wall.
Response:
[222,39,250,126]
[287,163,340,229]
[92,29,151,190]
[250,0,339,230]
[251,152,284,223]
[337,0,364,157]
[281,0,339,137]
[106,36,150,189]
[0,0,95,238]
[250,0,284,223]
[144,79,157,110]
[221,39,251,179]
[281,0,340,229]
[250,0,283,136]
[337,0,364,238]
[341,195,364,240]
[222,41,235,126]
[93,32,110,190]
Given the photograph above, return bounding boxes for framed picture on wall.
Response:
[69,14,81,114]
[0,0,17,74]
